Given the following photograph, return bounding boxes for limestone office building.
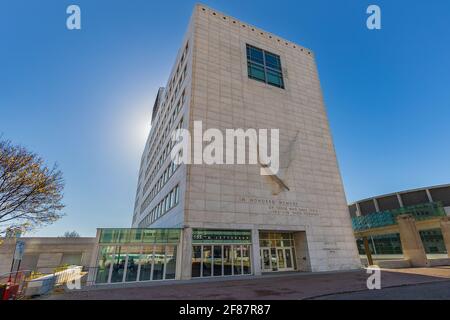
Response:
[87,5,361,285]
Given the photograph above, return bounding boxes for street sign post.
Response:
[14,240,25,261]
[2,240,26,300]
[13,240,26,283]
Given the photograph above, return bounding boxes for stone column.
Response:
[251,228,261,276]
[179,227,193,280]
[397,214,429,267]
[293,231,311,271]
[440,217,450,258]
[363,237,373,266]
[86,229,101,286]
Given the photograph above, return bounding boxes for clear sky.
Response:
[1,0,450,237]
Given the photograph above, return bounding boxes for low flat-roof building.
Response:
[348,184,450,267]
[0,237,96,275]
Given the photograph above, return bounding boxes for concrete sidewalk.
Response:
[45,267,450,300]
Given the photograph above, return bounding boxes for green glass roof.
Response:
[98,228,181,244]
[352,202,446,232]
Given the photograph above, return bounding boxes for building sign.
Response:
[14,240,26,261]
[238,196,319,216]
[192,229,252,244]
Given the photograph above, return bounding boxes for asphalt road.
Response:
[314,280,450,300]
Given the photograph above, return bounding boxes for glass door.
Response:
[270,248,278,271]
[261,247,295,272]
[278,248,294,271]
[284,248,294,270]
[277,248,286,270]
[260,248,272,272]
[233,245,242,275]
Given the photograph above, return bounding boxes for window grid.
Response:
[246,44,284,89]
[95,244,178,284]
[191,244,252,278]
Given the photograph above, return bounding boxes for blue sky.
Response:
[1,0,450,236]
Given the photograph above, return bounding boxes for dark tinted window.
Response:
[359,200,377,216]
[430,186,450,207]
[377,195,401,211]
[246,45,264,64]
[264,52,281,70]
[267,70,284,87]
[348,204,357,218]
[401,190,429,207]
[246,44,284,89]
[248,62,266,82]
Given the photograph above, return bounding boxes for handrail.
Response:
[0,270,33,279]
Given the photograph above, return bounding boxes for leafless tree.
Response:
[0,137,65,236]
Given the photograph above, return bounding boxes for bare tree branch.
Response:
[0,137,65,236]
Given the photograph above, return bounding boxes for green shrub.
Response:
[28,271,44,280]
[53,264,70,273]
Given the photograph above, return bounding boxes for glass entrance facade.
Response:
[259,232,296,272]
[91,228,304,284]
[191,229,252,278]
[356,229,447,255]
[94,228,181,284]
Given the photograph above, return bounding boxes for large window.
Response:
[191,244,252,277]
[202,246,212,277]
[95,244,178,284]
[165,246,178,279]
[191,246,202,277]
[111,247,126,283]
[95,246,114,284]
[139,246,153,281]
[246,44,284,89]
[125,246,141,282]
[152,245,166,280]
[191,230,252,278]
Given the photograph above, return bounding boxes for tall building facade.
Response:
[131,4,360,280]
